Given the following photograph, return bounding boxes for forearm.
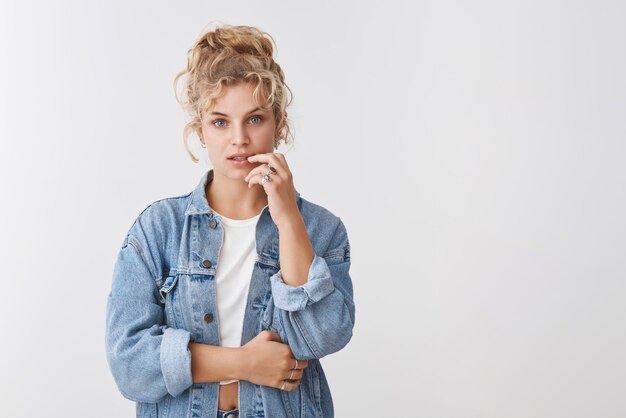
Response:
[188,342,246,383]
[277,213,314,287]
[269,217,355,359]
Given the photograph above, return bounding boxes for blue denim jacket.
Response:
[105,169,355,418]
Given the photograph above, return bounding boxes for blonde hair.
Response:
[173,24,294,163]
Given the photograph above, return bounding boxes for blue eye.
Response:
[211,116,262,128]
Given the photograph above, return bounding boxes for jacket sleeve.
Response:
[105,233,193,403]
[270,217,355,360]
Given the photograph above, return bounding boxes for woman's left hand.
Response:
[244,152,300,228]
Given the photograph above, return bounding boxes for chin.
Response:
[220,165,253,179]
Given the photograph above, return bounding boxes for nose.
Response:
[230,124,250,146]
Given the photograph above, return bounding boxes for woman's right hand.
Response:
[239,330,308,392]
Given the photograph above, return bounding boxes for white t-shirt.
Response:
[212,208,265,385]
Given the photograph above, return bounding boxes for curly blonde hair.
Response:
[173,24,294,163]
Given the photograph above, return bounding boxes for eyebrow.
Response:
[208,107,263,117]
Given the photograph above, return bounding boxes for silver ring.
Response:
[280,381,286,391]
[294,359,299,370]
[289,370,294,380]
[261,173,272,186]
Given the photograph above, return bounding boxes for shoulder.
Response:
[123,191,191,249]
[119,191,192,279]
[133,192,191,224]
[298,196,341,226]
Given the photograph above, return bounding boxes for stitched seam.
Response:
[301,287,310,308]
[322,253,344,265]
[261,318,278,332]
[322,248,344,258]
[292,311,321,359]
[126,234,158,281]
[119,387,160,404]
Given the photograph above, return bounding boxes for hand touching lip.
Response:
[243,152,300,228]
[228,152,258,165]
[228,152,256,160]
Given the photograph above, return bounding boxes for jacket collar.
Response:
[184,169,301,216]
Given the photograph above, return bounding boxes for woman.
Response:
[105,24,355,418]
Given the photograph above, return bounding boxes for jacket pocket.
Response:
[136,401,157,418]
[158,275,178,303]
[253,295,278,334]
[281,378,303,418]
[136,397,171,418]
[158,275,181,328]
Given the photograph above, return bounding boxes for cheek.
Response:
[204,145,225,165]
[259,123,276,142]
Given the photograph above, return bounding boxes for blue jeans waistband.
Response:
[217,408,239,418]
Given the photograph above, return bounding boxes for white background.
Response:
[1,1,625,417]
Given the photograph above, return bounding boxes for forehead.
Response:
[208,82,270,111]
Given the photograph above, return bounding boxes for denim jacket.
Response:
[105,169,355,418]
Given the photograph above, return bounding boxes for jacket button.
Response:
[209,219,217,229]
[202,259,212,268]
[204,313,213,323]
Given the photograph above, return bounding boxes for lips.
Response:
[228,153,254,160]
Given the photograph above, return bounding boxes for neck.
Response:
[206,170,268,220]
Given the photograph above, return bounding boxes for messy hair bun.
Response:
[173,24,294,163]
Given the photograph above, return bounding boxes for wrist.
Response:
[276,211,304,231]
[233,346,250,381]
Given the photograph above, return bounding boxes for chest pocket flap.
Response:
[158,275,179,305]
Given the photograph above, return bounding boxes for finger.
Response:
[272,153,291,179]
[256,170,282,190]
[247,153,285,174]
[274,152,290,169]
[245,167,265,188]
[262,330,282,342]
[244,163,277,183]
[247,170,276,190]
[245,163,269,181]
[278,379,301,392]
[292,359,309,369]
[244,164,281,187]
[244,165,263,183]
[284,369,304,380]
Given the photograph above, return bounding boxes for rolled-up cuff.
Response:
[270,254,336,312]
[160,327,193,397]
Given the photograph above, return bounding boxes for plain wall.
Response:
[1,0,624,416]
